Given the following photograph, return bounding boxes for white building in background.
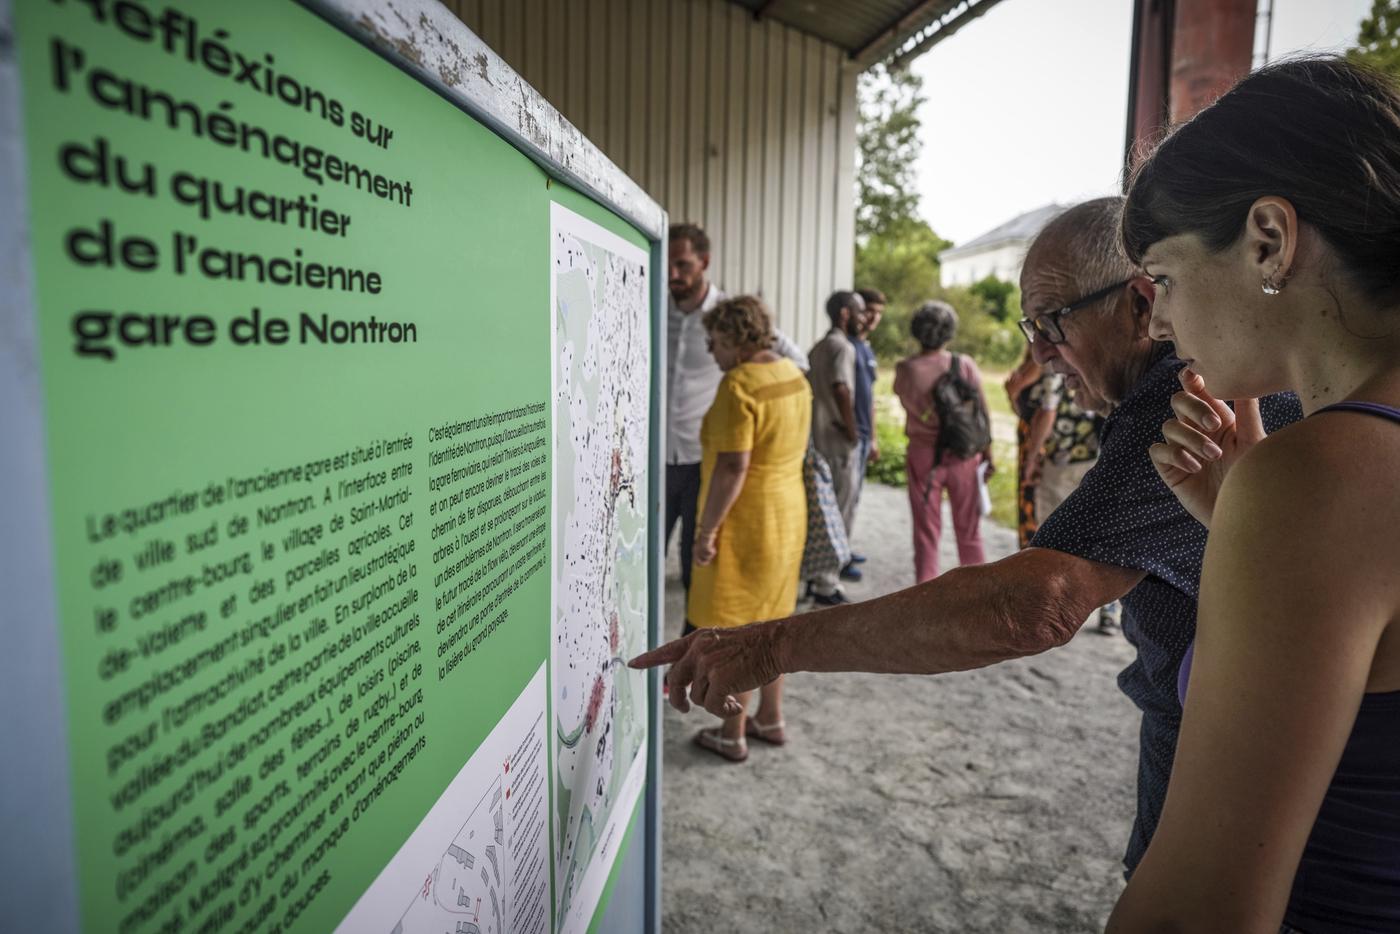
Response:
[938,203,1067,287]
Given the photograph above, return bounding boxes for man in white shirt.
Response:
[666,223,807,598]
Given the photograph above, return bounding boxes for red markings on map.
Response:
[585,674,606,733]
[610,449,622,496]
[608,611,619,653]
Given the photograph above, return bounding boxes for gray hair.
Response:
[910,301,958,349]
[1027,197,1136,305]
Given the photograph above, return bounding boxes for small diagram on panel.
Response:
[388,779,508,934]
[335,669,546,934]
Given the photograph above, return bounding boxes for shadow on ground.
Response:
[660,483,1138,933]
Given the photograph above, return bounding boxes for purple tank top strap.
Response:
[1313,400,1400,424]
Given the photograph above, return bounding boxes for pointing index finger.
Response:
[629,639,688,669]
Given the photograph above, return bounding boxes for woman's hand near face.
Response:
[1149,367,1266,528]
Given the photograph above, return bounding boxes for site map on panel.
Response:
[549,203,650,933]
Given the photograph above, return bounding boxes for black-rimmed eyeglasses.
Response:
[1017,278,1133,345]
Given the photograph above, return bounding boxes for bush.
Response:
[949,298,1023,368]
[969,275,1018,321]
[866,409,909,487]
[985,437,1019,530]
[868,303,917,361]
[857,218,947,363]
[870,282,1023,369]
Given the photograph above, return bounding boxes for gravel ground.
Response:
[659,484,1140,933]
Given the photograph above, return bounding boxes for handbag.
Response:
[799,442,851,581]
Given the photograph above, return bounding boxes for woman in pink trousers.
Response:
[893,301,991,582]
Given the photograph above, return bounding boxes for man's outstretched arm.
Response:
[631,547,1145,716]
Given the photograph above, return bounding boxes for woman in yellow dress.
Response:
[686,295,812,762]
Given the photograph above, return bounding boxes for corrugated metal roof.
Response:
[724,0,1006,68]
[939,203,1069,259]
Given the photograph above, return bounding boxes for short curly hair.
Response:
[703,295,774,355]
[910,301,958,350]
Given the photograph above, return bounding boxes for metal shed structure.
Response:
[437,0,1005,348]
[357,0,1261,346]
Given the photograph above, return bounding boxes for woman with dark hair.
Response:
[893,301,991,582]
[685,295,811,762]
[1108,57,1400,932]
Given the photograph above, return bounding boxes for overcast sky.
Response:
[912,0,1373,245]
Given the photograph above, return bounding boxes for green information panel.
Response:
[7,1,657,931]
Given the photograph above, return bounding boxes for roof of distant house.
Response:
[939,203,1069,260]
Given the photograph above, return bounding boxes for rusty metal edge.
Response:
[297,0,667,244]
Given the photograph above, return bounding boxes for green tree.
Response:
[968,275,1017,322]
[854,64,952,361]
[1348,1,1400,77]
[945,283,1023,367]
[860,221,947,360]
[853,64,1022,501]
[855,64,926,241]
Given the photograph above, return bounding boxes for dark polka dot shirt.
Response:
[1032,347,1303,874]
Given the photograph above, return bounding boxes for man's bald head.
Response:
[1019,196,1157,410]
[1022,197,1136,298]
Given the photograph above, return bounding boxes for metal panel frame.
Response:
[0,0,667,929]
[0,1,82,930]
[305,0,667,244]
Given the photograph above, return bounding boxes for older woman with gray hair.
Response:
[892,301,991,582]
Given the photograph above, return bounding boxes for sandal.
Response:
[692,727,747,763]
[744,718,787,746]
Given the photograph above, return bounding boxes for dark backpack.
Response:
[931,353,991,464]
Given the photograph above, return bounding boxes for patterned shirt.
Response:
[1040,374,1104,466]
[1032,349,1303,873]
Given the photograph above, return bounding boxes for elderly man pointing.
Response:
[633,198,1301,875]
